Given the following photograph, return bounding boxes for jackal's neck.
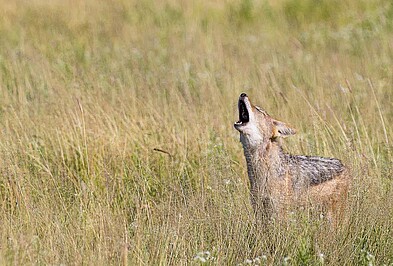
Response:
[242,139,284,193]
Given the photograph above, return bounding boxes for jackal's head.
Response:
[234,93,296,149]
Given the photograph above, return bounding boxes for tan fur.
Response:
[234,93,351,225]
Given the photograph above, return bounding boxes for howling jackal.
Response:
[234,93,350,224]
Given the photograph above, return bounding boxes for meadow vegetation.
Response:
[0,0,393,264]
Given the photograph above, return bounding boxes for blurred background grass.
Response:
[0,0,392,264]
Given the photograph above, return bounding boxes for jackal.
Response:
[234,93,350,224]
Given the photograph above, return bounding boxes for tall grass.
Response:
[0,0,392,264]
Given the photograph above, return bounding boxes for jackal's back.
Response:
[284,154,346,189]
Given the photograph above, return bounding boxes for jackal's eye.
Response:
[255,106,267,116]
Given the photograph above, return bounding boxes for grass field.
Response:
[0,0,393,265]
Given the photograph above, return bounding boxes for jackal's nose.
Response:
[240,93,247,98]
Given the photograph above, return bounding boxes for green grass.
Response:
[0,0,393,264]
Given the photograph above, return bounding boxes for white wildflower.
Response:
[193,251,214,263]
[244,259,253,264]
[283,256,291,265]
[318,253,325,264]
[193,255,207,263]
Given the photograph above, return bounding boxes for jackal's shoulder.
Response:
[284,154,346,186]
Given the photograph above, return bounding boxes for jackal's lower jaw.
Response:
[234,117,248,131]
[234,120,244,130]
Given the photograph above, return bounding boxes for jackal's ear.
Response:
[272,120,296,138]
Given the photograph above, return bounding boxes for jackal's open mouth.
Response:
[235,98,249,126]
